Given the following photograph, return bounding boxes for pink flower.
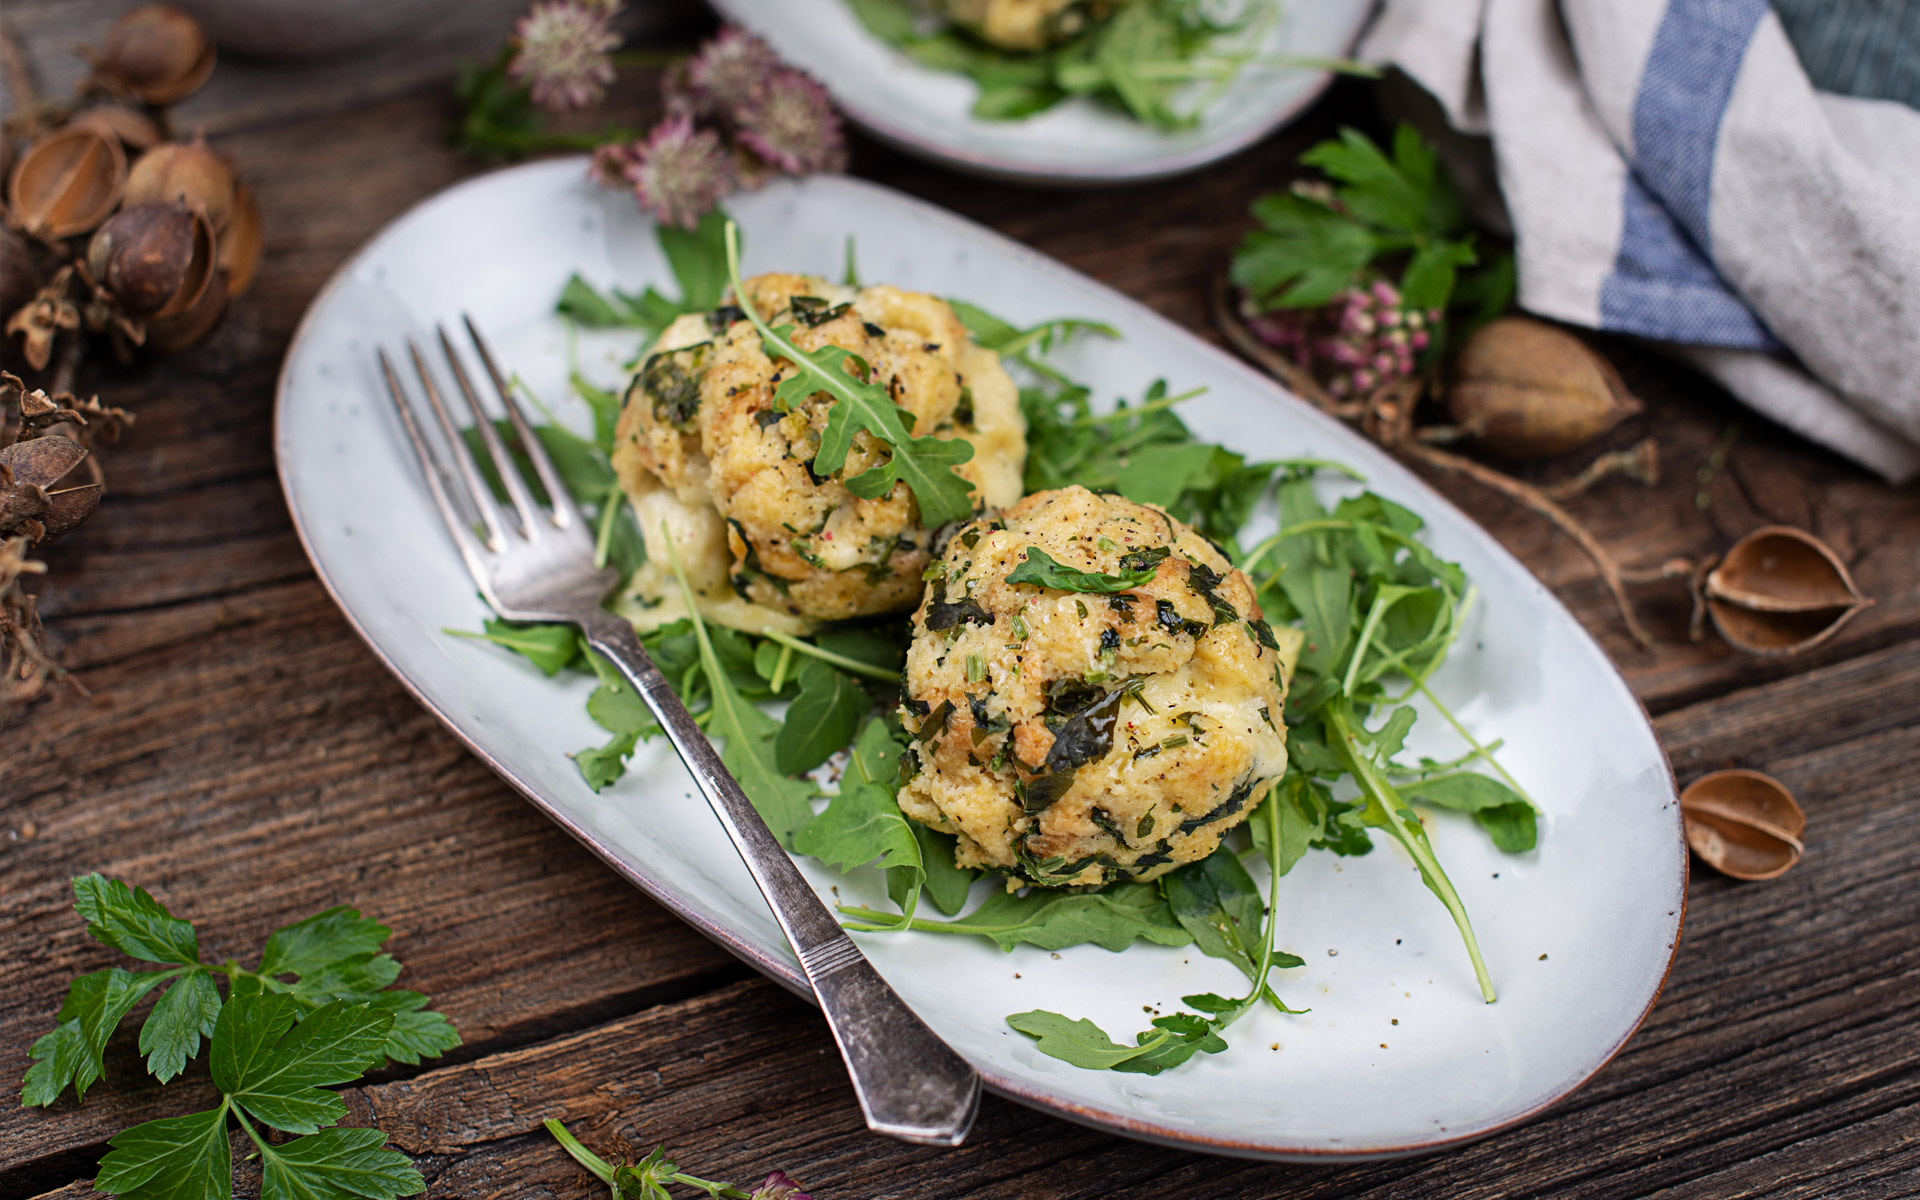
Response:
[682,26,784,118]
[509,0,622,111]
[589,140,637,187]
[621,114,734,230]
[751,1171,811,1200]
[1240,275,1439,399]
[733,69,846,175]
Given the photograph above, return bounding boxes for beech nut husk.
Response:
[1448,317,1643,459]
[0,436,98,546]
[125,135,238,232]
[144,262,227,354]
[67,106,166,154]
[217,181,263,297]
[1698,525,1871,657]
[5,126,128,240]
[93,5,216,106]
[1681,769,1805,881]
[86,203,215,319]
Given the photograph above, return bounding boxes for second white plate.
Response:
[275,161,1685,1160]
[711,0,1376,185]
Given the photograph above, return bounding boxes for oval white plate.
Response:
[275,161,1685,1161]
[710,0,1375,185]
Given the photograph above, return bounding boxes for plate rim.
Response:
[272,158,1688,1162]
[707,0,1378,186]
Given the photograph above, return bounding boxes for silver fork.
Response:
[377,316,980,1146]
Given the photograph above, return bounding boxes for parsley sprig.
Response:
[22,876,455,1200]
[721,221,979,527]
[1231,123,1513,322]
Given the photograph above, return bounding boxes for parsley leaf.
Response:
[723,221,979,528]
[23,969,172,1105]
[1005,546,1159,594]
[94,1106,231,1200]
[212,995,391,1135]
[139,970,221,1083]
[258,1126,427,1200]
[74,875,201,966]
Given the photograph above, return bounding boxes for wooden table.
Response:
[6,4,1919,1196]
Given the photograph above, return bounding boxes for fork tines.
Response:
[376,317,589,582]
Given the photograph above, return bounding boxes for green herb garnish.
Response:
[22,876,455,1200]
[1005,546,1159,593]
[722,221,979,527]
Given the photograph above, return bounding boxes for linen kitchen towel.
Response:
[1361,0,1920,482]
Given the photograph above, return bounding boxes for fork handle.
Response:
[579,613,981,1146]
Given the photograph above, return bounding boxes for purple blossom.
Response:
[508,0,622,112]
[1242,276,1438,399]
[751,1171,811,1200]
[622,115,734,230]
[733,69,846,175]
[682,26,785,118]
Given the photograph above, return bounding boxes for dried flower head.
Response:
[588,140,638,188]
[508,0,621,112]
[1241,277,1435,400]
[682,26,783,118]
[752,1171,812,1200]
[733,69,847,175]
[622,115,734,231]
[2,533,60,726]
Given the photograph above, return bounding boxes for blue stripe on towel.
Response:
[1598,0,1781,350]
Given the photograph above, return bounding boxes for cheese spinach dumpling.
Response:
[897,486,1299,888]
[611,273,1026,634]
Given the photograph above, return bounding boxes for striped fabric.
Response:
[1772,0,1920,108]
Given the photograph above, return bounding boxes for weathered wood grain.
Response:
[5,2,1919,1197]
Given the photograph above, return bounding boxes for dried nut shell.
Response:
[87,204,201,316]
[1449,317,1643,459]
[67,106,166,154]
[97,5,216,105]
[1703,525,1871,657]
[0,435,89,488]
[5,126,128,240]
[218,181,263,297]
[144,259,228,354]
[0,227,41,320]
[1681,769,1805,881]
[125,136,238,232]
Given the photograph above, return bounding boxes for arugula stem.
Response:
[757,628,901,682]
[769,642,795,693]
[593,482,624,569]
[1341,589,1396,700]
[1329,703,1496,1003]
[1408,676,1536,810]
[1065,387,1206,427]
[544,1118,616,1185]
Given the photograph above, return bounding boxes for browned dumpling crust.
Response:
[611,273,1025,631]
[897,485,1298,888]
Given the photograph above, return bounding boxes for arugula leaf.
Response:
[1005,547,1158,594]
[843,881,1190,952]
[664,535,818,847]
[909,824,978,917]
[1400,773,1538,853]
[450,618,579,676]
[556,209,731,337]
[258,1126,426,1200]
[1005,1010,1173,1070]
[795,719,923,919]
[74,875,201,966]
[724,221,979,527]
[774,659,869,775]
[94,1105,231,1200]
[1161,853,1303,997]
